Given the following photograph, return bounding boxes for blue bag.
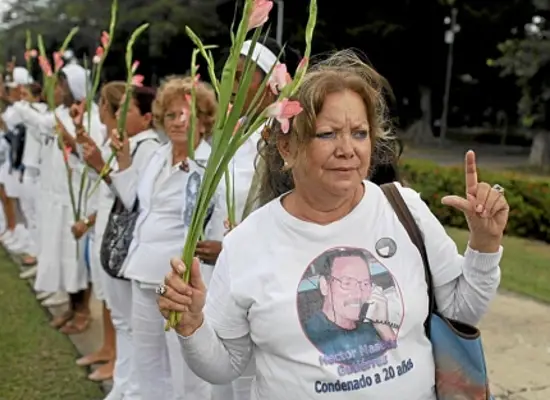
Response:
[381,183,493,400]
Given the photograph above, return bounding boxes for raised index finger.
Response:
[464,150,478,196]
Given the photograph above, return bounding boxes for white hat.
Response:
[6,67,33,88]
[61,64,90,102]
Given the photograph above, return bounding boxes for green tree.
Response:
[490,0,550,167]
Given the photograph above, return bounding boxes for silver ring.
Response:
[492,184,505,194]
[156,284,167,296]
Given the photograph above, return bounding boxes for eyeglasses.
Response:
[330,276,371,291]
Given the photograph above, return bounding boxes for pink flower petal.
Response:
[131,60,140,73]
[132,74,144,87]
[266,99,302,134]
[38,56,52,77]
[279,119,290,134]
[101,31,110,48]
[248,0,273,31]
[53,51,64,72]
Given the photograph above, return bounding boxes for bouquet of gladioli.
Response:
[75,0,118,220]
[37,28,80,221]
[166,0,317,330]
[86,23,149,199]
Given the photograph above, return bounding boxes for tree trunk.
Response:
[528,130,550,168]
[405,86,436,145]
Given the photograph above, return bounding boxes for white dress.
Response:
[34,105,103,293]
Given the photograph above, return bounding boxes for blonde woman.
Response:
[158,51,507,399]
[109,77,226,399]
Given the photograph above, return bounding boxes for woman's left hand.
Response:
[441,150,509,251]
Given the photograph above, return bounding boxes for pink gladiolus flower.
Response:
[24,49,38,61]
[53,51,64,72]
[63,145,72,163]
[101,31,110,48]
[248,0,273,31]
[38,56,52,77]
[93,46,104,64]
[132,74,144,87]
[269,63,291,95]
[266,99,303,134]
[131,61,140,73]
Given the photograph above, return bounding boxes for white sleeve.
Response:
[109,140,160,210]
[178,323,253,384]
[178,248,253,383]
[398,184,501,326]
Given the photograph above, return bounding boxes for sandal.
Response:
[59,312,91,335]
[50,310,74,329]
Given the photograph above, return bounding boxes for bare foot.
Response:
[59,312,91,335]
[76,349,115,367]
[88,360,114,381]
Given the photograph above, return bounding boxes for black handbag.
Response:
[4,123,26,172]
[100,138,157,280]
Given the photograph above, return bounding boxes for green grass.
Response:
[0,249,103,400]
[447,227,550,304]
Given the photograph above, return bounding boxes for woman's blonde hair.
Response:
[257,49,396,206]
[152,75,217,137]
[100,81,126,117]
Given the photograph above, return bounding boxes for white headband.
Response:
[240,40,278,75]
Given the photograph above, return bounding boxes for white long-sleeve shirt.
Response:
[177,181,501,400]
[110,139,227,284]
[12,101,49,170]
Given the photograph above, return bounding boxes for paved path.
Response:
[19,263,550,398]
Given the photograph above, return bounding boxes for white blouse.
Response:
[110,140,227,284]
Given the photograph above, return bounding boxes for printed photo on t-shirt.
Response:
[296,247,404,370]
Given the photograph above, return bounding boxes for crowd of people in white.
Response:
[1,35,507,400]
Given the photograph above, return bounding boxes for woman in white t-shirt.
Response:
[157,50,509,400]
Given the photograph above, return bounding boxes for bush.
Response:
[400,159,550,243]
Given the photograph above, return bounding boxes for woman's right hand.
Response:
[158,257,207,337]
[70,102,85,128]
[109,128,130,169]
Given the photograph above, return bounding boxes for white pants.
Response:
[102,274,140,398]
[128,280,212,400]
[20,168,40,255]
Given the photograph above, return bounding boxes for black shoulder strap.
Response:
[380,183,436,331]
[114,137,159,213]
[131,137,158,157]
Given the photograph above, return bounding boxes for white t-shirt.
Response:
[203,181,469,399]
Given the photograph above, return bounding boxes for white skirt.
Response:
[0,161,7,184]
[4,168,22,198]
[34,193,89,293]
